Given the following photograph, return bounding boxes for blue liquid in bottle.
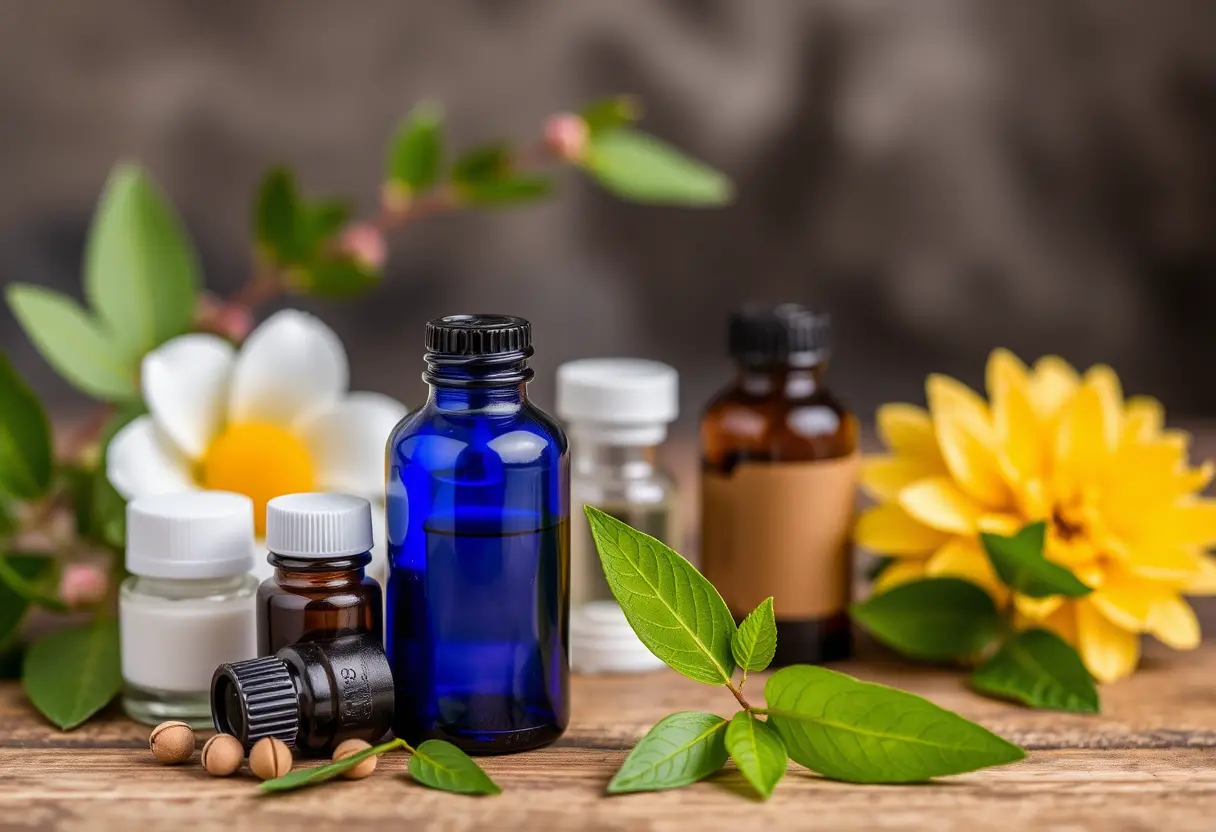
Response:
[386,315,570,754]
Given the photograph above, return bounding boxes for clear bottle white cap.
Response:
[265,493,374,559]
[126,491,255,579]
[556,358,679,446]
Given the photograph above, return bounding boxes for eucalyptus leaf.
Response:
[607,711,728,794]
[0,555,56,645]
[259,738,406,793]
[763,665,1026,783]
[724,711,787,800]
[732,597,777,672]
[981,523,1091,598]
[580,95,643,134]
[24,619,121,730]
[850,578,1001,661]
[0,351,53,499]
[83,164,200,359]
[972,628,1099,714]
[585,506,736,685]
[583,129,732,206]
[6,284,138,402]
[457,176,553,206]
[408,739,501,795]
[388,103,444,190]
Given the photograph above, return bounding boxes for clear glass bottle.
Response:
[386,314,569,754]
[120,492,259,727]
[557,358,678,674]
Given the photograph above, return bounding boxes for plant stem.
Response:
[725,680,752,711]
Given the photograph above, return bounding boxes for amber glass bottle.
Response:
[257,493,383,657]
[701,304,859,666]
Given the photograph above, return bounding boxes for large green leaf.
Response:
[584,506,736,685]
[0,553,66,613]
[731,597,777,672]
[724,711,786,800]
[972,628,1100,714]
[6,284,139,402]
[0,351,53,499]
[850,578,1002,661]
[763,666,1026,783]
[607,711,729,794]
[981,522,1091,598]
[388,103,444,191]
[583,129,732,206]
[580,95,642,135]
[259,738,406,793]
[24,619,121,730]
[408,739,501,795]
[83,164,200,359]
[0,555,56,645]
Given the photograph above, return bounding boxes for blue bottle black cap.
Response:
[426,314,532,357]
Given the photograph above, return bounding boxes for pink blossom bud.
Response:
[544,113,589,161]
[195,295,254,342]
[59,563,109,608]
[337,223,387,271]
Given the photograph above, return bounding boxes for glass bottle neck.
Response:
[424,354,533,413]
[735,362,825,397]
[269,553,369,589]
[127,573,251,599]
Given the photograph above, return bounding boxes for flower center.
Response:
[199,422,316,535]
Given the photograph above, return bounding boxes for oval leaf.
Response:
[457,176,553,207]
[5,284,138,402]
[260,738,406,793]
[850,578,1001,661]
[608,711,728,794]
[732,597,777,672]
[23,619,121,730]
[725,711,787,800]
[972,628,1099,714]
[84,164,200,358]
[0,351,53,499]
[408,739,501,795]
[254,166,299,261]
[583,129,732,206]
[0,555,56,645]
[981,522,1091,598]
[585,506,736,685]
[764,665,1026,783]
[388,103,443,190]
[580,95,643,135]
[294,256,380,299]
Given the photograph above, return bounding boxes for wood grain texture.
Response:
[0,634,1212,831]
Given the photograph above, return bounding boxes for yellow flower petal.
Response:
[1146,596,1201,650]
[975,513,1024,536]
[871,558,928,594]
[926,374,994,442]
[1014,594,1063,622]
[876,403,940,460]
[1123,395,1164,443]
[1187,555,1216,595]
[854,504,950,555]
[1027,356,1079,421]
[1039,603,1078,645]
[1076,600,1140,683]
[1179,461,1215,494]
[1083,365,1124,451]
[987,349,1044,485]
[1089,576,1155,631]
[1144,500,1216,547]
[899,477,984,534]
[925,536,1007,602]
[1053,385,1115,501]
[860,455,944,502]
[1122,543,1203,584]
[927,375,1010,508]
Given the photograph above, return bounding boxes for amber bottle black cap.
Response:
[728,304,830,367]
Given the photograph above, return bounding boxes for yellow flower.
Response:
[857,350,1216,683]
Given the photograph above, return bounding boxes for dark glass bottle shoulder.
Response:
[257,554,382,657]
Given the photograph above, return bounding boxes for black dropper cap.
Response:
[728,303,830,367]
[212,634,394,756]
[423,314,535,385]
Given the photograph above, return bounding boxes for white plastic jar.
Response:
[120,492,259,727]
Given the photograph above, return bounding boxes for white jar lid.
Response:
[556,358,678,445]
[126,492,255,579]
[265,492,373,558]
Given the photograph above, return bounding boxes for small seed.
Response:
[149,721,195,764]
[249,737,293,780]
[201,734,244,776]
[332,738,376,780]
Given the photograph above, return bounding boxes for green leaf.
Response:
[0,351,53,499]
[254,166,299,261]
[763,665,1026,783]
[0,554,66,613]
[388,103,444,190]
[293,256,380,299]
[972,628,1100,714]
[0,555,56,645]
[301,199,349,244]
[83,164,200,359]
[87,405,143,550]
[23,619,121,730]
[407,739,501,795]
[583,129,732,206]
[732,597,777,672]
[724,711,787,800]
[580,95,643,135]
[849,578,1002,662]
[452,143,511,185]
[981,522,1091,598]
[584,506,736,685]
[457,176,553,206]
[259,738,406,793]
[607,711,728,794]
[6,284,138,402]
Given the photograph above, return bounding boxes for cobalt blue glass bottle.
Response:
[386,314,570,754]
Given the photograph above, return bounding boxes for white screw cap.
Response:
[556,358,678,445]
[265,493,373,558]
[126,492,255,579]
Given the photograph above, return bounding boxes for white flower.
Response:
[107,309,407,581]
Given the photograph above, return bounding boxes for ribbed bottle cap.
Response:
[265,493,373,559]
[425,314,532,357]
[211,656,300,749]
[125,492,255,579]
[728,303,830,367]
[556,359,679,445]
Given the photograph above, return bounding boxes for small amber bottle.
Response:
[701,304,859,666]
[257,493,383,656]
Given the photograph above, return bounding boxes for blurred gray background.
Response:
[2,0,1214,437]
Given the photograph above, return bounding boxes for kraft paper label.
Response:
[702,454,859,620]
